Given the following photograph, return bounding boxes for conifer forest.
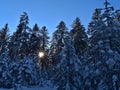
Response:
[0,1,120,90]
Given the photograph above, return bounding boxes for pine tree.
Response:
[0,24,9,54]
[50,21,82,89]
[0,24,12,88]
[8,12,42,87]
[30,24,50,77]
[29,24,41,54]
[70,17,88,60]
[102,0,114,26]
[49,21,68,86]
[8,12,30,60]
[0,53,12,88]
[39,26,50,70]
[49,21,68,66]
[17,56,41,86]
[85,1,120,89]
[30,24,50,84]
[40,26,49,52]
[88,8,106,47]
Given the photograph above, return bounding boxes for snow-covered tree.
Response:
[101,0,114,26]
[84,27,120,89]
[84,1,120,89]
[8,12,42,87]
[30,24,50,77]
[17,56,41,86]
[49,21,69,85]
[0,53,12,88]
[50,21,82,89]
[39,26,50,71]
[0,24,9,54]
[29,24,41,54]
[88,9,106,47]
[8,12,30,60]
[9,50,41,87]
[40,26,50,52]
[0,24,12,88]
[70,17,88,60]
[49,21,68,65]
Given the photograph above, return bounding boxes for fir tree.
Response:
[40,26,50,52]
[88,8,106,47]
[8,12,30,60]
[30,24,50,77]
[17,56,41,86]
[0,24,9,54]
[85,1,120,89]
[50,21,82,89]
[8,12,42,87]
[39,26,50,74]
[70,17,88,60]
[0,24,12,88]
[49,21,68,66]
[29,24,41,54]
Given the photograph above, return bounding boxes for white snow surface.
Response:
[0,86,56,90]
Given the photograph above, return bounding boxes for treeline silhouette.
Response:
[0,1,120,90]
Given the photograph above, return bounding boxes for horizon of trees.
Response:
[0,0,120,90]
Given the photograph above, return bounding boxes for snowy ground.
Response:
[0,86,56,90]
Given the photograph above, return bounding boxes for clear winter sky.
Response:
[0,0,120,35]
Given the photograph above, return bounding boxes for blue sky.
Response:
[0,0,120,35]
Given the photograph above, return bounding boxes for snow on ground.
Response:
[0,86,56,90]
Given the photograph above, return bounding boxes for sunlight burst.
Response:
[38,52,45,58]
